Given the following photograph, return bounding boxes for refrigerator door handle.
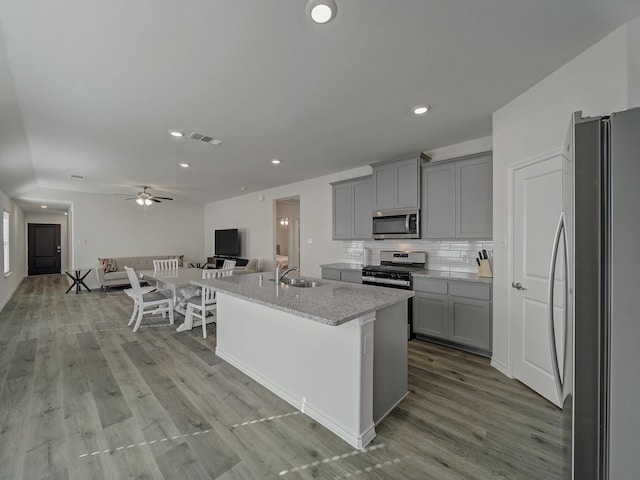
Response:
[547,212,564,403]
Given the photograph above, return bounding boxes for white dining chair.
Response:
[124,266,175,332]
[153,258,179,271]
[220,259,236,272]
[184,267,233,338]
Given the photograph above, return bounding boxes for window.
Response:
[3,211,9,275]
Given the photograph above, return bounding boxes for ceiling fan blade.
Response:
[150,198,162,203]
[124,197,137,200]
[153,196,173,201]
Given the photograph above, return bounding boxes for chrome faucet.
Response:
[275,262,300,284]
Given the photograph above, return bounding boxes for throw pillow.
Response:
[98,258,117,273]
[171,255,184,267]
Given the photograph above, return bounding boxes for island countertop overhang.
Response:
[192,272,413,326]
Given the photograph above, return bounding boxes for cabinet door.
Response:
[321,268,341,281]
[449,296,491,350]
[394,157,420,209]
[456,155,492,239]
[413,291,449,339]
[332,183,353,240]
[352,177,373,239]
[373,163,394,211]
[340,269,362,284]
[421,163,456,239]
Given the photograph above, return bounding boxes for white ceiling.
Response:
[0,0,638,204]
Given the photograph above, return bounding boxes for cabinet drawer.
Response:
[412,277,448,294]
[449,281,491,300]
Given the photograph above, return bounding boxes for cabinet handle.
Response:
[511,281,526,290]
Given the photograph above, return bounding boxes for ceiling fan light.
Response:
[144,198,153,206]
[306,0,337,24]
[136,198,144,206]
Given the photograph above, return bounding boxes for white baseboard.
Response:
[216,347,376,449]
[0,275,24,313]
[491,358,511,377]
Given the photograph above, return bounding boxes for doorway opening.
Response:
[274,196,300,271]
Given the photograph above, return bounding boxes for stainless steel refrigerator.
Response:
[552,107,640,479]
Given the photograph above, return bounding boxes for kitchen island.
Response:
[192,272,413,449]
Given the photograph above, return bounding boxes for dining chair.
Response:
[124,266,175,332]
[153,258,179,271]
[221,259,236,270]
[185,267,233,338]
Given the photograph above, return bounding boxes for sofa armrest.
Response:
[96,266,106,285]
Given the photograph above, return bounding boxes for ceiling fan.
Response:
[122,186,173,206]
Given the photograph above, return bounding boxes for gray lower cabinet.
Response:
[422,152,492,239]
[413,277,492,354]
[413,291,449,338]
[331,176,372,240]
[321,267,362,284]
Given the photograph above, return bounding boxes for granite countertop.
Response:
[319,262,363,271]
[411,270,493,285]
[193,272,413,326]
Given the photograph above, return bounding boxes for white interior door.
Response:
[512,155,565,407]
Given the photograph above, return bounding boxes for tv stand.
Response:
[207,256,249,269]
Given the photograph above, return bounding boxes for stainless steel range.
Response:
[362,250,426,339]
[361,250,427,289]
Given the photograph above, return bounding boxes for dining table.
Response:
[139,267,212,332]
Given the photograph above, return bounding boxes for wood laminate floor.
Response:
[0,275,569,479]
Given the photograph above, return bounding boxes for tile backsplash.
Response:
[339,240,494,274]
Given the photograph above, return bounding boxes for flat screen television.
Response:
[214,228,240,257]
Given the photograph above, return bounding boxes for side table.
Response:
[64,267,93,294]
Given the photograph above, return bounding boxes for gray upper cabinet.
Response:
[332,182,353,240]
[422,162,456,238]
[422,152,492,240]
[372,154,422,211]
[331,175,372,240]
[456,155,493,238]
[352,177,373,239]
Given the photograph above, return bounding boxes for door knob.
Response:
[512,281,526,290]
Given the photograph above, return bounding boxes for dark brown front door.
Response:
[28,223,61,275]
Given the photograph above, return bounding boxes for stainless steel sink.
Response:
[287,278,325,288]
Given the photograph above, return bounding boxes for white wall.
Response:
[205,166,371,277]
[491,18,640,374]
[24,188,205,287]
[24,212,69,270]
[0,187,26,311]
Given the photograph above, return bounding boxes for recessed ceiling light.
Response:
[40,205,47,209]
[306,0,337,24]
[271,159,281,165]
[413,105,430,115]
[240,187,246,191]
[168,130,184,137]
[179,163,190,168]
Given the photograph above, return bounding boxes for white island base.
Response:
[215,293,408,449]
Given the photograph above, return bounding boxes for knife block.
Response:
[478,259,493,278]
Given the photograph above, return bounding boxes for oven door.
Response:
[372,209,419,239]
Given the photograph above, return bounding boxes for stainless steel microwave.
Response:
[372,208,420,239]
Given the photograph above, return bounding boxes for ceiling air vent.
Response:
[188,132,223,146]
[69,174,86,180]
